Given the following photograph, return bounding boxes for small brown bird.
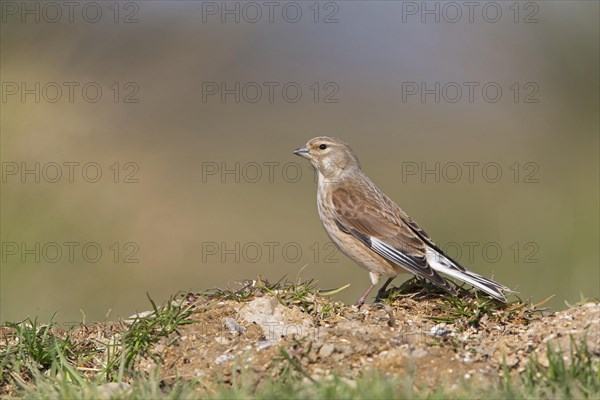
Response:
[293,136,510,306]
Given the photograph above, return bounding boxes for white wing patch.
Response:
[425,248,507,302]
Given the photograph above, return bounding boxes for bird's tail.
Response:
[425,247,510,302]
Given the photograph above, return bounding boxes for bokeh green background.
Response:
[1,1,598,322]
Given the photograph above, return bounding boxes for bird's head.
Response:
[293,136,361,180]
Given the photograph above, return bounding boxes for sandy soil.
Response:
[1,280,598,395]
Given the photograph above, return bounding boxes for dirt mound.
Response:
[136,280,600,392]
[1,278,598,396]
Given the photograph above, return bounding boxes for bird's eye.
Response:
[319,144,327,150]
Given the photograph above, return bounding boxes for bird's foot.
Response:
[354,298,365,308]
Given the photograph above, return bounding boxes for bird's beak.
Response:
[293,147,310,159]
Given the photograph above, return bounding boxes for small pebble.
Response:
[224,317,244,334]
[319,343,335,358]
[215,354,235,365]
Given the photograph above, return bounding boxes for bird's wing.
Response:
[331,185,456,294]
[390,199,468,272]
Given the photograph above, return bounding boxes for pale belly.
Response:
[316,190,399,278]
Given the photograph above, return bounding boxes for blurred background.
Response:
[1,1,598,322]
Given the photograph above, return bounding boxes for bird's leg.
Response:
[355,283,375,308]
[375,277,395,302]
[355,272,382,307]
